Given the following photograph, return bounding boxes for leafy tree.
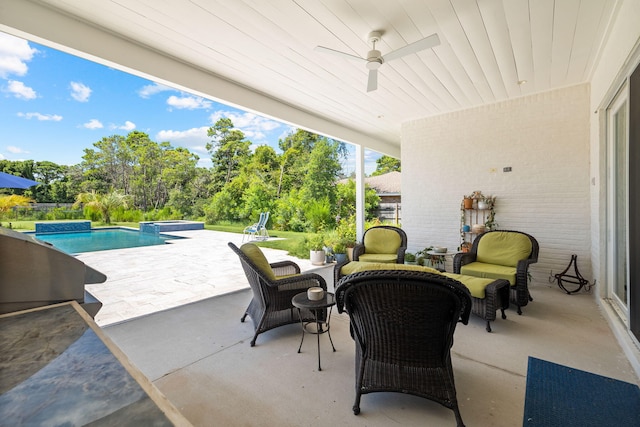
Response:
[335,179,380,220]
[206,118,251,191]
[371,155,401,176]
[73,190,130,224]
[81,135,134,193]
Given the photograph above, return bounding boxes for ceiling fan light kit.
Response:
[316,30,440,92]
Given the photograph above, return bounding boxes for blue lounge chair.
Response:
[242,212,269,242]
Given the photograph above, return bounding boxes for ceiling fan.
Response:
[315,31,440,92]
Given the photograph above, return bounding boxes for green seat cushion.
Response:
[240,243,275,281]
[363,228,402,254]
[340,261,442,276]
[442,273,496,299]
[357,253,398,263]
[460,262,516,285]
[476,232,532,267]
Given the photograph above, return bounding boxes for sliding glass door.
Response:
[607,86,629,317]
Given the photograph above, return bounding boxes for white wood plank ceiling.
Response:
[0,0,620,155]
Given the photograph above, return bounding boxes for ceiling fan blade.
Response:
[367,69,378,92]
[382,33,440,62]
[314,46,365,62]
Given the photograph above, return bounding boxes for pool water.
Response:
[34,228,182,254]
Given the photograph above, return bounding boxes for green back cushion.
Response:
[341,261,442,276]
[240,243,275,281]
[363,228,402,254]
[476,232,532,267]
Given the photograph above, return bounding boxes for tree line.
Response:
[0,117,400,232]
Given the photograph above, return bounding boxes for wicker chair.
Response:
[453,230,539,315]
[335,270,471,426]
[229,242,327,346]
[352,225,407,264]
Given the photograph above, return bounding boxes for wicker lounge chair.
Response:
[229,242,327,346]
[453,230,539,314]
[352,225,407,264]
[335,269,471,426]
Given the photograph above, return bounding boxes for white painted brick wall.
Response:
[401,84,591,287]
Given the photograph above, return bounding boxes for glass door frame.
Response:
[606,82,630,320]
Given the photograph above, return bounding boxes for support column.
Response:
[355,144,365,242]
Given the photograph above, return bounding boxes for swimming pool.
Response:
[33,228,182,254]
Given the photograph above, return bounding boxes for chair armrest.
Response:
[270,260,301,276]
[453,252,477,273]
[352,244,365,261]
[396,246,407,263]
[515,258,536,288]
[270,272,327,291]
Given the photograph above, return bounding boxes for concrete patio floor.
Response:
[77,230,639,426]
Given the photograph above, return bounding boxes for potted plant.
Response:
[404,252,417,265]
[306,234,325,265]
[463,195,474,209]
[333,241,348,263]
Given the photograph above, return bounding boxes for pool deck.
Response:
[77,229,331,326]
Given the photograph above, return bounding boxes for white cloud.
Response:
[208,110,283,143]
[17,112,63,121]
[156,126,210,150]
[0,33,37,79]
[6,80,37,100]
[167,95,212,110]
[7,145,29,154]
[119,121,136,131]
[83,119,103,129]
[70,81,91,102]
[138,83,173,98]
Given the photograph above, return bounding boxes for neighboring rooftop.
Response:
[339,171,401,195]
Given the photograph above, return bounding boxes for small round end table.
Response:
[291,291,336,371]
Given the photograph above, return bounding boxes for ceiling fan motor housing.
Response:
[366,50,383,69]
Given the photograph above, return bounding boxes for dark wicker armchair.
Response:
[453,230,539,315]
[229,242,327,346]
[352,225,408,264]
[335,270,472,426]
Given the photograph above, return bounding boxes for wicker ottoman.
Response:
[334,261,510,332]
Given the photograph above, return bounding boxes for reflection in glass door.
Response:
[608,88,628,315]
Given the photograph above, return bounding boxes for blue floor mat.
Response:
[523,357,640,427]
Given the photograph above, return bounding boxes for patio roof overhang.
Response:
[0,0,618,160]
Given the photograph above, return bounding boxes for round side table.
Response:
[291,292,336,371]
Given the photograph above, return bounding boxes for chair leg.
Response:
[453,406,466,427]
[353,395,361,415]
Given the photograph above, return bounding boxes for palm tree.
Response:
[73,190,129,224]
[0,195,34,223]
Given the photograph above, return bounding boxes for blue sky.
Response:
[0,32,382,174]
